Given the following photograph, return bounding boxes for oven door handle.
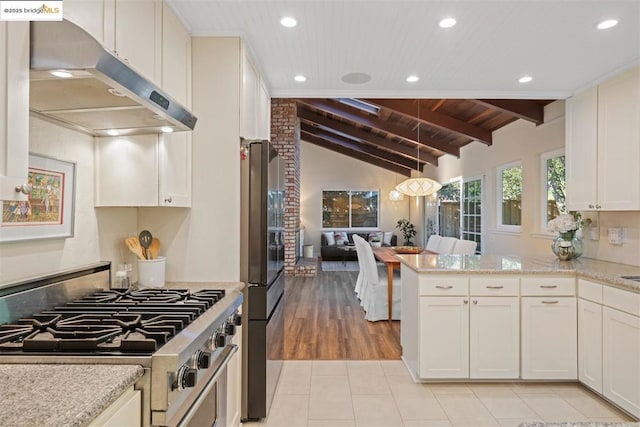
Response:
[177,344,238,427]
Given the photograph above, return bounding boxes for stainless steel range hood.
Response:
[30,19,197,136]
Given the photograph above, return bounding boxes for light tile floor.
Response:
[242,360,635,427]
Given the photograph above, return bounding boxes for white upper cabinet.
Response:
[566,86,598,210]
[114,0,162,84]
[162,2,191,107]
[597,66,640,210]
[566,66,640,211]
[240,43,270,140]
[0,22,30,201]
[62,0,107,45]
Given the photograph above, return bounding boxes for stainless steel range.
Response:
[0,262,243,427]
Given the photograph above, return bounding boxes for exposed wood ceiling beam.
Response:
[297,99,460,157]
[301,123,424,172]
[297,107,438,166]
[301,130,412,176]
[471,99,545,125]
[365,99,493,146]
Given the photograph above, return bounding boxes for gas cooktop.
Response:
[0,288,225,355]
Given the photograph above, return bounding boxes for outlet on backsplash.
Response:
[607,227,626,245]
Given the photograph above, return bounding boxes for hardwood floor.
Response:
[281,269,401,360]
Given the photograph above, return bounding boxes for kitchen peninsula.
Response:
[398,254,640,419]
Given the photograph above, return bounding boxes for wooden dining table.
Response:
[371,246,436,321]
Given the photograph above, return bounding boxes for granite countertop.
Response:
[396,254,640,293]
[0,364,144,427]
[164,281,244,292]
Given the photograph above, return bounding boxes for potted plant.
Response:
[369,235,382,247]
[396,219,417,246]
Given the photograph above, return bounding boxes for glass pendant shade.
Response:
[389,189,404,201]
[395,177,442,197]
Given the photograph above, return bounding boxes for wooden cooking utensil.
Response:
[138,230,153,260]
[149,237,160,260]
[125,236,145,260]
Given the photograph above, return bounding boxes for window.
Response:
[461,177,483,253]
[322,190,379,229]
[437,181,460,237]
[497,162,522,230]
[542,149,566,229]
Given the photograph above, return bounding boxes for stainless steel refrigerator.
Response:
[240,139,285,421]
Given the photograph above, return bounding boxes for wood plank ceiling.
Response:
[296,98,554,176]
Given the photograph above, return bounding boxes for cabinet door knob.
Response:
[473,300,478,304]
[15,183,32,195]
[164,197,172,204]
[588,204,595,209]
[463,300,469,304]
[596,204,602,209]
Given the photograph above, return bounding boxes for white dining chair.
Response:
[425,235,442,252]
[437,236,458,254]
[452,239,477,255]
[352,234,367,299]
[356,237,401,321]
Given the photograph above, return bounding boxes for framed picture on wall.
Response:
[0,153,76,242]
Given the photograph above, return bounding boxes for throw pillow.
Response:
[334,231,348,245]
[323,231,335,246]
[383,231,394,245]
[368,231,383,242]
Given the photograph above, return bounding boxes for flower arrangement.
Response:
[547,211,591,238]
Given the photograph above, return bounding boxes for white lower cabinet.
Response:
[470,297,519,379]
[419,296,469,379]
[226,324,242,426]
[87,387,141,427]
[521,297,577,379]
[603,306,640,417]
[578,298,603,393]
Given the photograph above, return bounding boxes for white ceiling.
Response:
[167,0,640,99]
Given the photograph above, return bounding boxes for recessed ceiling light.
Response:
[294,74,307,82]
[280,16,297,28]
[597,19,618,30]
[160,126,174,133]
[341,72,371,85]
[439,18,457,28]
[518,75,533,83]
[106,129,120,136]
[406,75,419,83]
[50,70,72,78]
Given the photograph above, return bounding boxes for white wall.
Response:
[0,117,137,284]
[428,100,640,266]
[300,142,411,254]
[139,37,242,282]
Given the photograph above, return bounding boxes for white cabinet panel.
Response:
[578,298,603,393]
[419,297,469,378]
[159,132,191,207]
[602,307,640,418]
[566,86,598,211]
[95,135,159,206]
[88,387,141,427]
[240,48,259,139]
[63,0,106,44]
[114,0,161,83]
[469,276,519,296]
[597,66,640,210]
[470,297,519,379]
[227,324,242,426]
[521,297,577,379]
[419,275,469,296]
[257,79,271,139]
[521,276,575,296]
[162,2,191,107]
[0,22,29,201]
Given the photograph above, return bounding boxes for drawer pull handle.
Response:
[486,285,504,289]
[540,285,557,289]
[436,285,453,289]
[542,300,559,304]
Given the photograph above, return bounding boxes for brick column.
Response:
[270,100,315,276]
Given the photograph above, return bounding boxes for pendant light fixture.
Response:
[395,101,442,197]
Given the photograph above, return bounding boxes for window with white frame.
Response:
[461,177,483,253]
[497,161,522,230]
[542,149,566,231]
[322,190,379,229]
